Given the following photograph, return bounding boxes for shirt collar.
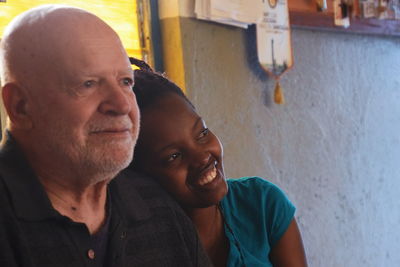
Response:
[0,132,58,221]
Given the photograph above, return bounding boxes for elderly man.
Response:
[0,5,210,267]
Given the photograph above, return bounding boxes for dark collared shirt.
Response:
[0,133,211,267]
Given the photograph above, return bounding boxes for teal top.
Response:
[219,177,296,267]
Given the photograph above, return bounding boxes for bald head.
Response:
[0,5,123,90]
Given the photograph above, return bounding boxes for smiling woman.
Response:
[129,58,308,267]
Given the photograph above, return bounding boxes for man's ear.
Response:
[2,83,33,130]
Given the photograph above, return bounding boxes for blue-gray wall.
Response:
[179,18,400,267]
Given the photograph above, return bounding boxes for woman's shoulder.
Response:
[226,176,284,196]
[223,176,295,215]
[221,177,296,249]
[227,176,275,185]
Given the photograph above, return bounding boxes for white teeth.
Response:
[198,166,217,186]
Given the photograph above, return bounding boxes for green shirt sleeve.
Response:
[220,177,296,267]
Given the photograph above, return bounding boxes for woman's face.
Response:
[135,93,228,209]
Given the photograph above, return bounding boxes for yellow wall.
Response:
[0,0,142,59]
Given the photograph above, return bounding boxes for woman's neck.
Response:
[185,205,229,267]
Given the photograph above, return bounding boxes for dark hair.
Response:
[130,57,193,111]
[129,58,195,171]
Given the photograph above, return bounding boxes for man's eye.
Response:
[199,128,209,139]
[167,152,181,162]
[122,78,134,87]
[83,80,96,88]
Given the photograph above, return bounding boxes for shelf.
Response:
[288,0,400,37]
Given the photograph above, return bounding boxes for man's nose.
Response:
[99,82,133,115]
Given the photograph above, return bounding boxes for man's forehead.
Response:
[63,67,134,80]
[58,40,130,70]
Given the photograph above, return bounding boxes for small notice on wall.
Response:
[195,0,292,76]
[195,0,262,28]
[256,0,293,78]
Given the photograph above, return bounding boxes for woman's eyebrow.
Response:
[157,143,177,154]
[192,117,203,130]
[156,117,203,154]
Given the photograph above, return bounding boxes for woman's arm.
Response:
[269,218,308,267]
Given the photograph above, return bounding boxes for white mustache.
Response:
[88,117,133,133]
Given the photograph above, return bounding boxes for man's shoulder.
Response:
[114,168,171,199]
[0,132,30,177]
[117,168,161,187]
[0,176,13,220]
[111,168,181,213]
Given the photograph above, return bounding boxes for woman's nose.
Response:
[190,149,211,169]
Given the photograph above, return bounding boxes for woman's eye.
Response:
[167,152,181,162]
[199,128,209,139]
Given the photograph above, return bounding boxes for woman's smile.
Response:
[188,160,223,188]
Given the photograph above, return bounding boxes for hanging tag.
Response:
[274,80,285,105]
[256,0,293,104]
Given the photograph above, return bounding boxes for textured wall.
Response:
[178,18,400,267]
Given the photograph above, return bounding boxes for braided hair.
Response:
[129,57,193,111]
[129,58,194,171]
